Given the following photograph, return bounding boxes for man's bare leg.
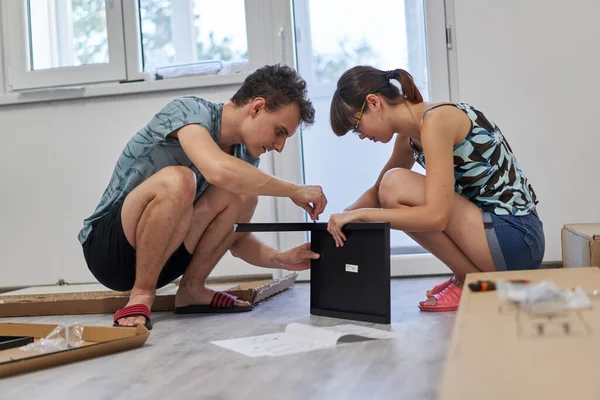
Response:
[117,166,197,327]
[174,185,258,308]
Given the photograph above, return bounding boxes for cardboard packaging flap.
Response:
[0,323,149,378]
[562,224,600,268]
[438,267,600,400]
[229,274,297,304]
[562,223,600,240]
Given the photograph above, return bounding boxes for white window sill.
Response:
[0,72,249,106]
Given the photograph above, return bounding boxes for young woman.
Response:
[326,66,544,311]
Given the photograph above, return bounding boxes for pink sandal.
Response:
[426,277,454,298]
[419,283,462,312]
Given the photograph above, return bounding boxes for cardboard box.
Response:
[228,274,298,304]
[562,223,600,268]
[0,323,149,378]
[438,267,600,400]
[0,273,297,318]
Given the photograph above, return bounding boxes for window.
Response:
[272,0,454,277]
[2,0,126,91]
[295,0,430,254]
[29,0,110,70]
[139,0,249,76]
[0,0,261,93]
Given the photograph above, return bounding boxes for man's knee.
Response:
[198,186,257,215]
[155,166,196,206]
[378,168,419,208]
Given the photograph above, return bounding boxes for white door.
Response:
[272,0,456,280]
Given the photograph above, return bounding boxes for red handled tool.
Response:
[468,279,530,292]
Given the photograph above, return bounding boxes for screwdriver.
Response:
[468,279,530,292]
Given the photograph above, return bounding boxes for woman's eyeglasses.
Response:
[352,93,380,135]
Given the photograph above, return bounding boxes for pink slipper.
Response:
[419,283,462,312]
[426,277,454,298]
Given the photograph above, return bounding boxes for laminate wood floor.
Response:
[0,276,456,400]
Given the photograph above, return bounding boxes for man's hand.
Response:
[273,243,320,271]
[290,185,327,221]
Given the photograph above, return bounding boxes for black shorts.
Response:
[82,200,193,291]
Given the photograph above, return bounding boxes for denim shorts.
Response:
[482,209,545,271]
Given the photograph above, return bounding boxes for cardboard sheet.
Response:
[0,274,297,317]
[438,267,600,400]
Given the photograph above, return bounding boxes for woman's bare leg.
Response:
[378,168,496,306]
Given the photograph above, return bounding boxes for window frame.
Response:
[0,0,283,104]
[2,0,128,91]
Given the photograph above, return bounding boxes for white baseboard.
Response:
[391,253,451,277]
[291,253,450,282]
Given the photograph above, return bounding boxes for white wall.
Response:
[0,88,279,288]
[452,0,600,262]
[1,0,597,288]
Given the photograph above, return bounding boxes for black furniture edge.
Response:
[234,222,390,232]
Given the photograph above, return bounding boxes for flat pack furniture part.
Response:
[235,222,391,324]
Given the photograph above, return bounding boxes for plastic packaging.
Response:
[154,61,223,80]
[219,60,250,75]
[19,322,84,353]
[496,279,592,314]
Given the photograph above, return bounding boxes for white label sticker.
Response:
[345,264,359,273]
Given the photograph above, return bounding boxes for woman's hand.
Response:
[327,210,362,247]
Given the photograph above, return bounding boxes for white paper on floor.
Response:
[211,323,395,357]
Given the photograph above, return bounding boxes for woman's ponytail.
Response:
[386,69,423,103]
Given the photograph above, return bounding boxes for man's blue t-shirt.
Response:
[78,96,260,244]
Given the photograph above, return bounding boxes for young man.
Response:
[78,64,326,330]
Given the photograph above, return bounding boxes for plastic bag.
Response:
[19,322,85,353]
[496,280,592,314]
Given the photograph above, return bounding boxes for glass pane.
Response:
[139,0,248,76]
[28,0,109,70]
[294,0,429,254]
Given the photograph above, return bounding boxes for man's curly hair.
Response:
[231,64,315,128]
